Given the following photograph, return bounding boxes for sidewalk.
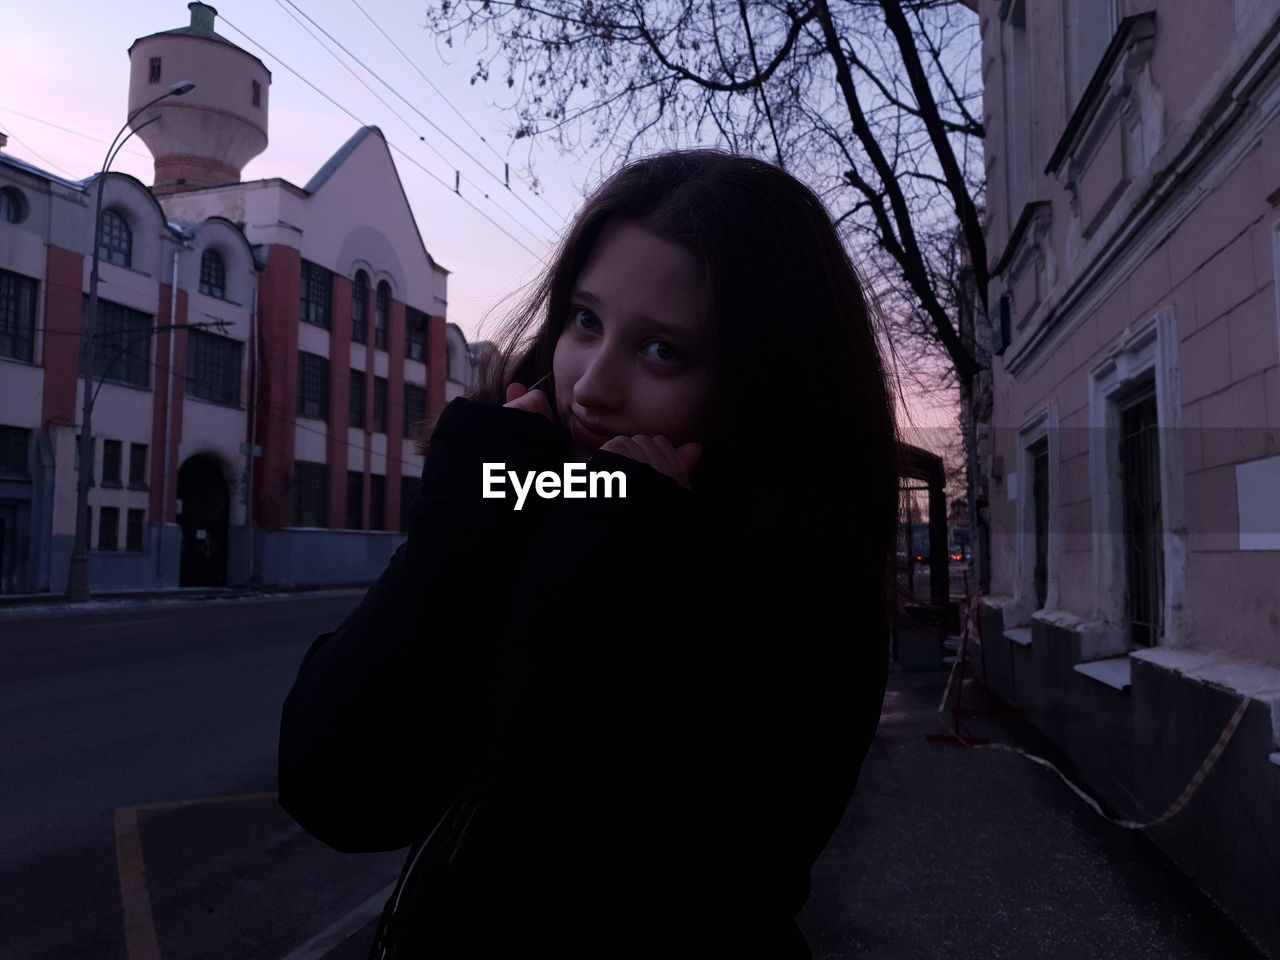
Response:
[0,583,370,618]
[310,667,1265,960]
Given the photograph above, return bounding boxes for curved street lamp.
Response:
[66,81,195,602]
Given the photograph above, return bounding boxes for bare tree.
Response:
[427,0,988,420]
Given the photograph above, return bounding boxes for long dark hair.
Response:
[423,148,902,605]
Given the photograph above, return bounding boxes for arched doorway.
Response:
[177,454,229,587]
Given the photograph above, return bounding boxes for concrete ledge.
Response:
[1005,627,1033,647]
[1074,656,1132,691]
[1131,647,1280,746]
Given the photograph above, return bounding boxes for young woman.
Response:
[278,148,901,959]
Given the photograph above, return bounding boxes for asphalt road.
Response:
[0,591,406,960]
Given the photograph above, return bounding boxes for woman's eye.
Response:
[572,308,602,333]
[643,341,683,363]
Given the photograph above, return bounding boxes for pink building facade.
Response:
[978,1,1280,952]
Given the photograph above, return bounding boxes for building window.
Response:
[252,79,261,107]
[1119,384,1163,647]
[126,508,145,552]
[403,383,425,439]
[0,425,31,479]
[98,209,132,268]
[102,439,123,487]
[351,271,369,344]
[1030,437,1049,611]
[299,260,332,329]
[369,474,386,531]
[297,352,329,421]
[149,57,162,83]
[1,186,29,225]
[129,442,148,489]
[374,281,389,350]
[99,506,119,552]
[0,268,37,363]
[187,330,243,407]
[1064,0,1117,110]
[400,475,421,532]
[372,376,388,433]
[346,471,364,529]
[1002,0,1032,218]
[199,249,226,299]
[406,308,429,362]
[293,461,328,527]
[349,368,366,430]
[91,299,151,388]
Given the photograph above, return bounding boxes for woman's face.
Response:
[553,219,718,460]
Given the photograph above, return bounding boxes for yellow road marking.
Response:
[113,791,279,960]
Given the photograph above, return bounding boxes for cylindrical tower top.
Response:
[127,2,272,195]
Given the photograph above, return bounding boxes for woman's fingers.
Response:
[600,434,695,490]
[503,386,553,420]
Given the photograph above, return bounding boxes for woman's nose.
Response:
[573,348,624,411]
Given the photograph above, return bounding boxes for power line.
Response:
[0,103,153,165]
[348,0,568,224]
[217,13,546,260]
[268,0,549,249]
[276,0,563,238]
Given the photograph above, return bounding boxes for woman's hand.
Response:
[600,434,702,490]
[504,382,554,421]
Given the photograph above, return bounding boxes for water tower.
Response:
[126,3,271,195]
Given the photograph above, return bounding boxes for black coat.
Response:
[278,398,890,959]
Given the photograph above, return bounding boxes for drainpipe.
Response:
[155,240,185,581]
[244,285,260,587]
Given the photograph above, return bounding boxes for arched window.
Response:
[199,249,226,299]
[99,209,132,268]
[352,270,369,344]
[1,187,28,224]
[374,281,390,350]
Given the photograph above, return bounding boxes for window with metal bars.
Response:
[1030,438,1049,610]
[372,376,388,433]
[149,57,162,83]
[0,268,37,362]
[299,260,332,328]
[406,308,429,362]
[297,352,329,421]
[369,474,386,531]
[1119,385,1163,647]
[403,383,425,439]
[199,249,226,299]
[99,507,119,552]
[91,299,151,388]
[349,369,366,430]
[99,209,132,267]
[374,282,389,350]
[293,462,328,527]
[351,271,369,344]
[187,330,243,407]
[126,508,145,552]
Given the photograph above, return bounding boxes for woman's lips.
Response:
[569,415,617,451]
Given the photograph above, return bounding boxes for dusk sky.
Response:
[1,0,959,436]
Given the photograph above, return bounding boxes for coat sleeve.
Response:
[276,399,566,854]
[473,450,890,951]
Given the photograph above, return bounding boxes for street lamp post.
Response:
[66,81,195,603]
